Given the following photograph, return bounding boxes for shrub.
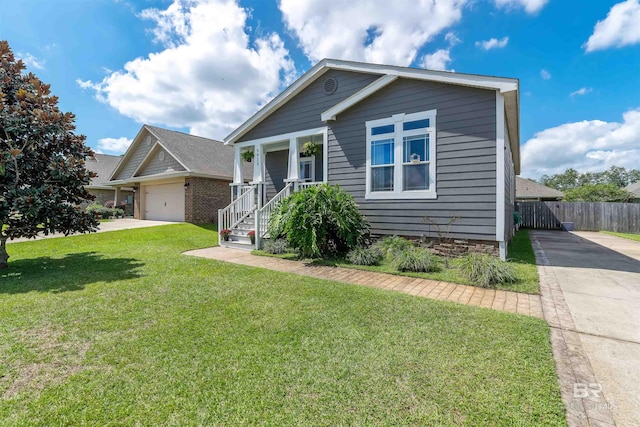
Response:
[374,235,414,258]
[393,247,440,272]
[459,253,516,288]
[85,203,122,219]
[268,184,369,258]
[347,246,384,266]
[264,238,289,255]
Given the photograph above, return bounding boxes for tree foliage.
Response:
[563,183,633,202]
[268,184,369,258]
[539,166,640,191]
[0,41,98,268]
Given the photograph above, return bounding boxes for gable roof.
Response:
[625,181,640,197]
[109,125,252,184]
[85,154,122,189]
[516,176,564,200]
[224,58,520,173]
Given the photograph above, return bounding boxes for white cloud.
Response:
[421,49,453,71]
[540,69,551,80]
[570,87,592,97]
[77,0,295,139]
[521,108,640,178]
[279,0,467,66]
[475,37,509,50]
[585,0,640,52]
[96,137,133,154]
[445,32,462,46]
[18,52,45,70]
[494,0,548,14]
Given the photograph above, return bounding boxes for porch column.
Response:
[114,187,121,207]
[233,145,243,184]
[253,144,264,208]
[287,137,299,182]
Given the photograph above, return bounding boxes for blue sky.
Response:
[1,0,639,179]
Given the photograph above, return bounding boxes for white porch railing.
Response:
[255,182,293,249]
[296,181,323,190]
[218,185,256,241]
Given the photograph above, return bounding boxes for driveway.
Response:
[532,230,640,426]
[8,218,177,243]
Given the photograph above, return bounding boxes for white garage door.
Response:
[144,182,185,221]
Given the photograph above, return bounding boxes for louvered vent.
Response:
[322,77,338,95]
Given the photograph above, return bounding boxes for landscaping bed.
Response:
[1,225,561,425]
[256,229,540,294]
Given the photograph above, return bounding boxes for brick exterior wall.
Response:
[184,177,231,224]
[133,188,141,219]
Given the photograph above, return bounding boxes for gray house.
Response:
[515,176,564,201]
[626,182,640,202]
[220,59,520,259]
[109,125,250,223]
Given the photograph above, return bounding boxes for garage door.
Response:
[144,182,185,221]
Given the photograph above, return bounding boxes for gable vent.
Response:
[322,77,338,95]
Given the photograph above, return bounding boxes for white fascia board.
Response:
[321,75,398,121]
[496,91,506,254]
[224,60,330,145]
[326,59,518,92]
[233,126,328,148]
[108,171,230,186]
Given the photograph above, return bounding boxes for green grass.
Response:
[0,225,563,425]
[602,230,640,242]
[256,230,540,294]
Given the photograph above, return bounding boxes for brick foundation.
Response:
[421,237,499,257]
[184,177,231,224]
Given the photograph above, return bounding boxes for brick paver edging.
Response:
[184,246,543,318]
[531,231,616,427]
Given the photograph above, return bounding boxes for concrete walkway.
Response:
[8,218,177,243]
[532,230,640,427]
[184,246,544,318]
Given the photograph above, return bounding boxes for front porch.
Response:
[218,127,328,249]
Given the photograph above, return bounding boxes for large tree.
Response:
[563,183,633,202]
[539,166,640,191]
[1,41,98,269]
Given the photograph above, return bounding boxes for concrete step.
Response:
[220,241,254,250]
[229,234,253,244]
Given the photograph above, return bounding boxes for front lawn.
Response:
[602,230,640,242]
[1,225,563,425]
[256,229,540,294]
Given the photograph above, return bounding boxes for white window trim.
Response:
[365,110,437,200]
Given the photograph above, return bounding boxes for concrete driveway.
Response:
[532,230,640,426]
[8,218,178,243]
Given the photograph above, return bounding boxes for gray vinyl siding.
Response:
[137,145,185,177]
[240,73,500,242]
[328,78,498,241]
[239,70,380,142]
[265,150,289,200]
[115,134,156,180]
[504,115,515,242]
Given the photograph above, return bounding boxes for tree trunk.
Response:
[0,236,9,269]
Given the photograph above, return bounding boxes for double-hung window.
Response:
[366,110,437,199]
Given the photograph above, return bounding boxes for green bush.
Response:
[393,248,440,272]
[346,246,384,266]
[268,184,369,258]
[263,238,289,255]
[86,203,123,219]
[373,235,414,258]
[459,253,516,288]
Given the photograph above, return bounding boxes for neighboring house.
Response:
[221,59,520,259]
[515,176,564,201]
[625,182,640,202]
[108,125,251,223]
[84,154,134,215]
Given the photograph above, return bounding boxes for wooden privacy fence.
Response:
[516,201,640,233]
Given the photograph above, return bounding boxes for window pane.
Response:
[372,166,394,192]
[371,124,394,135]
[403,118,429,131]
[371,139,394,165]
[403,134,428,163]
[403,163,429,191]
[300,160,312,179]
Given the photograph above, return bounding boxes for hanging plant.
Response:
[241,149,254,163]
[302,141,320,157]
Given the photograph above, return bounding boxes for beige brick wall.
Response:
[184,177,231,224]
[133,188,141,219]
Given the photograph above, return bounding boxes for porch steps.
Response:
[220,213,255,250]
